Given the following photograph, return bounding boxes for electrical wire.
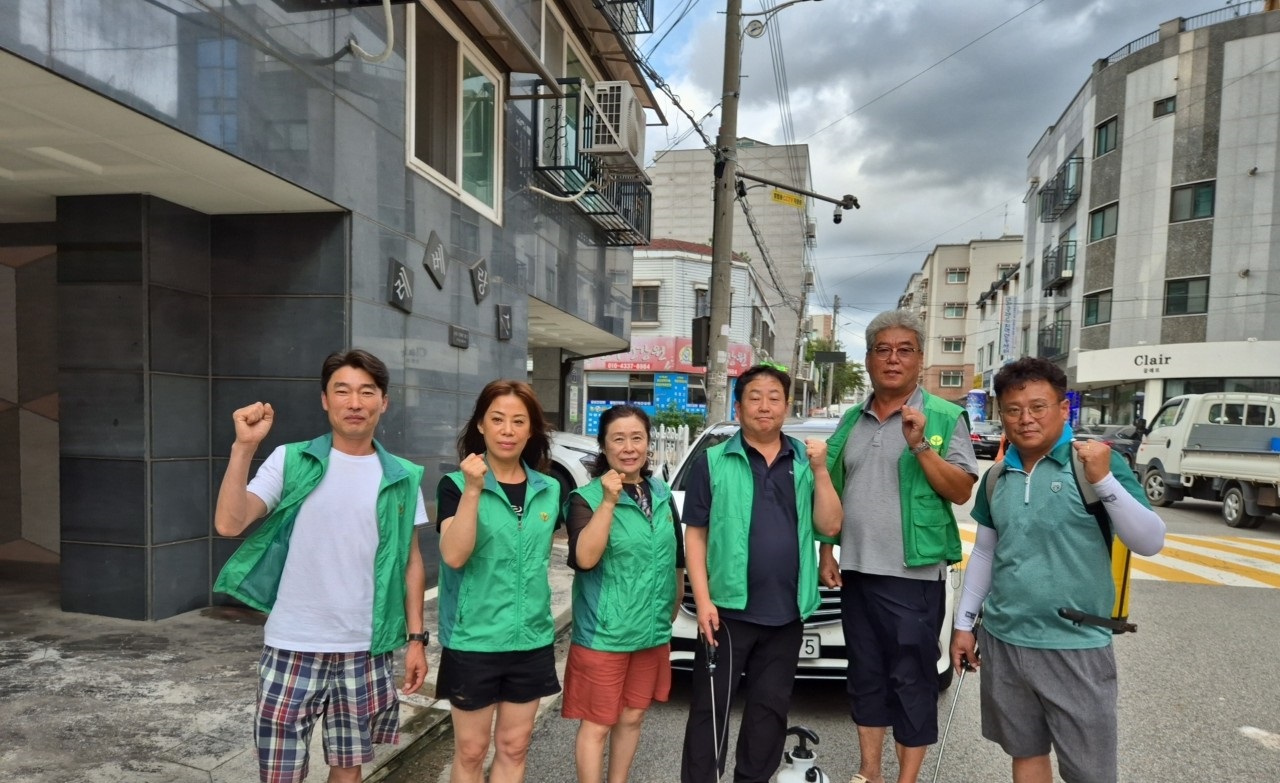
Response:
[348,0,395,64]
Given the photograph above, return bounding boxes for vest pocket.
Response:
[909,495,951,561]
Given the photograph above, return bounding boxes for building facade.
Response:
[0,0,661,619]
[1023,3,1280,428]
[579,238,774,431]
[897,237,1023,404]
[647,139,818,384]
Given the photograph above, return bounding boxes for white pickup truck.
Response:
[1136,392,1280,528]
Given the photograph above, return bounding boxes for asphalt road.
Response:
[383,476,1280,783]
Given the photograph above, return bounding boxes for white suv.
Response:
[665,419,961,688]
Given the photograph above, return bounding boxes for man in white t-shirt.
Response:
[213,349,429,783]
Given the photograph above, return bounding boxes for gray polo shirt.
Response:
[836,386,978,580]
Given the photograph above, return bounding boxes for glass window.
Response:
[1089,203,1118,241]
[410,3,504,219]
[1094,116,1117,156]
[943,303,966,318]
[1171,181,1215,222]
[1084,290,1112,326]
[1245,404,1276,427]
[939,371,964,388]
[694,288,709,317]
[632,285,659,322]
[1164,277,1209,316]
[946,268,968,284]
[1152,400,1185,429]
[942,337,964,353]
[1154,96,1176,118]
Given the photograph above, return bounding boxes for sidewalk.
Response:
[0,542,577,783]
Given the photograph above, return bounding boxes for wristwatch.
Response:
[407,631,429,645]
[909,441,930,456]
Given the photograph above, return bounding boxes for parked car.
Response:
[969,420,1004,459]
[663,418,961,687]
[548,430,597,497]
[1074,423,1141,471]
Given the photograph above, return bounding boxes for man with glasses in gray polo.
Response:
[819,309,978,783]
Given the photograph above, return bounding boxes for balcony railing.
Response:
[1038,321,1071,360]
[532,79,650,246]
[1038,156,1084,223]
[600,0,655,35]
[1041,241,1076,292]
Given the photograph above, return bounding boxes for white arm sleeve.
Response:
[1091,473,1166,556]
[954,524,996,631]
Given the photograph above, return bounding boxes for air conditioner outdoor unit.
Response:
[587,80,646,173]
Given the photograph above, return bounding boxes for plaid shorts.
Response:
[255,646,400,783]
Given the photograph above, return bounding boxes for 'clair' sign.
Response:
[1133,353,1172,374]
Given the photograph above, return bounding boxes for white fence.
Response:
[652,424,692,477]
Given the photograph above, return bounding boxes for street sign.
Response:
[813,351,846,363]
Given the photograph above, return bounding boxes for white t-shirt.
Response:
[247,446,429,653]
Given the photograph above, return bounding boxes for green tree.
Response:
[653,403,706,434]
[804,337,867,402]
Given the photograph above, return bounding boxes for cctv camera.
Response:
[833,206,843,225]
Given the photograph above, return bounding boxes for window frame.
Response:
[1088,202,1118,242]
[407,0,506,224]
[1094,115,1118,157]
[945,268,969,284]
[941,337,964,353]
[1164,277,1209,317]
[1170,180,1215,223]
[1083,289,1112,326]
[631,283,660,324]
[1153,95,1177,118]
[942,303,966,319]
[939,371,964,388]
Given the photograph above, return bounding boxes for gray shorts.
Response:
[978,627,1117,783]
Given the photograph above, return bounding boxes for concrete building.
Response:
[647,139,818,387]
[1023,2,1280,427]
[897,237,1023,404]
[579,238,775,431]
[0,0,661,619]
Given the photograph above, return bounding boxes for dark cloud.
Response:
[645,0,1231,344]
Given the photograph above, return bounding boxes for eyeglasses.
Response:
[999,402,1056,421]
[871,346,920,360]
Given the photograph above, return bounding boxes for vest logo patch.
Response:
[540,511,550,522]
[929,434,943,447]
[1050,481,1063,493]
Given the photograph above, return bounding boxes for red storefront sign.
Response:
[583,335,755,375]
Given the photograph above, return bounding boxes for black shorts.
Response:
[436,644,561,711]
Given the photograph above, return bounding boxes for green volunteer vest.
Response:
[824,390,968,566]
[570,477,678,652]
[213,433,424,656]
[703,432,821,620]
[436,464,561,652]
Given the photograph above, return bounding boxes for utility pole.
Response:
[827,294,840,409]
[704,0,742,424]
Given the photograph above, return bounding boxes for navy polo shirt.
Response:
[684,437,801,626]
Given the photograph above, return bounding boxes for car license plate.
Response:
[799,634,820,659]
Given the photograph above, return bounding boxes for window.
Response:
[942,337,964,353]
[410,2,504,219]
[1083,290,1112,326]
[996,263,1019,278]
[976,347,984,367]
[1094,116,1117,156]
[1164,277,1209,316]
[1154,96,1176,118]
[946,268,969,284]
[1171,181,1215,222]
[1088,203,1118,242]
[939,371,964,388]
[631,285,659,322]
[1246,404,1277,426]
[694,288,709,317]
[943,303,966,318]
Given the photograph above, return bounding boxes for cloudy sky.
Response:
[638,0,1238,354]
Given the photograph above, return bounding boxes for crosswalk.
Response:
[957,526,1280,589]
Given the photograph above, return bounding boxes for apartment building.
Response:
[897,237,1023,403]
[1022,2,1280,427]
[0,0,660,618]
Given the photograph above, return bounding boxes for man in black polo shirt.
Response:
[680,364,843,783]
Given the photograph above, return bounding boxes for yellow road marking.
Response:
[1151,546,1280,588]
[1222,536,1280,553]
[1165,534,1280,565]
[1129,558,1216,584]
